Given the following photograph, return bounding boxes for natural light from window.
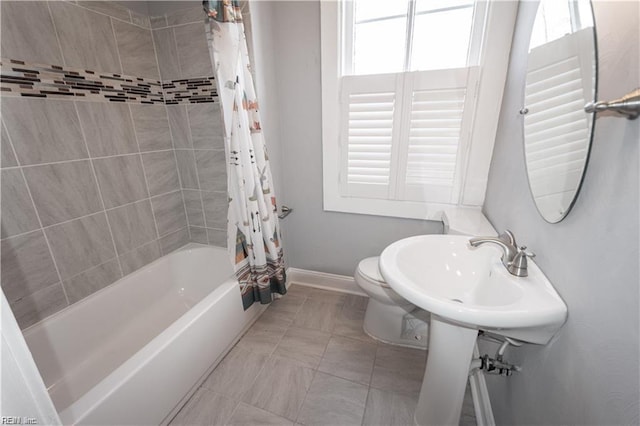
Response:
[529,0,594,49]
[351,0,475,75]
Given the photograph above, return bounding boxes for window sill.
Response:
[323,193,488,226]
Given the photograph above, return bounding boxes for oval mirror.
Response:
[523,0,597,223]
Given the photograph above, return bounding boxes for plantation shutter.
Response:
[524,28,593,213]
[339,68,478,203]
[397,68,479,204]
[339,74,404,199]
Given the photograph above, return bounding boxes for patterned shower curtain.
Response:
[203,0,287,309]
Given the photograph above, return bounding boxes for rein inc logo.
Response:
[1,417,37,425]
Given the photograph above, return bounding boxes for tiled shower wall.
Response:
[0,1,226,329]
[151,6,229,247]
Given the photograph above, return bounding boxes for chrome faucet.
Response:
[469,230,535,277]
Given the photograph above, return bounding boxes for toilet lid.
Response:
[358,257,390,287]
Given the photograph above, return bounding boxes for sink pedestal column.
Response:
[414,316,478,426]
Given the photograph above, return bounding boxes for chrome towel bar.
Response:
[585,88,640,120]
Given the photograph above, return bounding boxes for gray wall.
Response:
[249,1,442,278]
[482,1,639,424]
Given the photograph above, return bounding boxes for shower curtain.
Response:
[203,0,286,309]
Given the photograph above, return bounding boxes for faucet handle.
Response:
[507,246,536,277]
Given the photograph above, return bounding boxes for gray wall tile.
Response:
[151,191,187,236]
[0,1,63,65]
[152,28,180,80]
[23,161,102,227]
[119,240,162,275]
[188,104,225,149]
[113,19,160,80]
[46,212,116,280]
[202,191,227,229]
[175,150,199,189]
[107,200,157,254]
[1,169,40,238]
[9,283,67,329]
[130,11,151,29]
[195,150,227,192]
[130,105,173,152]
[166,7,203,26]
[160,226,189,254]
[93,155,148,208]
[183,190,205,227]
[141,151,180,196]
[173,23,213,79]
[63,259,121,304]
[207,228,226,247]
[3,98,87,165]
[49,1,122,74]
[1,123,18,168]
[76,1,130,21]
[189,226,208,244]
[167,105,192,149]
[1,231,59,303]
[77,102,138,157]
[150,15,167,29]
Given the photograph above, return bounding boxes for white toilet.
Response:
[355,208,497,349]
[355,257,427,348]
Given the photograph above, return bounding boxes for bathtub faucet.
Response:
[468,230,535,277]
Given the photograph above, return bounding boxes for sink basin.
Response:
[379,234,567,344]
[379,234,568,425]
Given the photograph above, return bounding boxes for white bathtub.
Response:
[23,244,265,425]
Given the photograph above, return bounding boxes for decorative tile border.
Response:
[0,58,218,105]
[163,78,218,104]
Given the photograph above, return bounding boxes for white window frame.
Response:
[321,0,518,220]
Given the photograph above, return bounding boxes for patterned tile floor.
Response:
[169,284,477,426]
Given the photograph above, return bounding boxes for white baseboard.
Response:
[286,267,367,297]
[470,345,495,426]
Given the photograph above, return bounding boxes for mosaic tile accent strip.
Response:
[0,59,218,105]
[163,77,218,104]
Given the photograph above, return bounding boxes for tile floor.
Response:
[169,285,477,426]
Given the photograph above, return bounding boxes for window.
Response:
[347,0,476,75]
[529,0,594,49]
[321,0,518,219]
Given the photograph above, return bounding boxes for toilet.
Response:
[355,256,427,348]
[354,208,497,349]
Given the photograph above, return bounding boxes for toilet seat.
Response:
[357,257,391,288]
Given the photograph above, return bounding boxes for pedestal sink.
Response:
[379,235,567,426]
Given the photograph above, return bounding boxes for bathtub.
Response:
[22,244,265,425]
